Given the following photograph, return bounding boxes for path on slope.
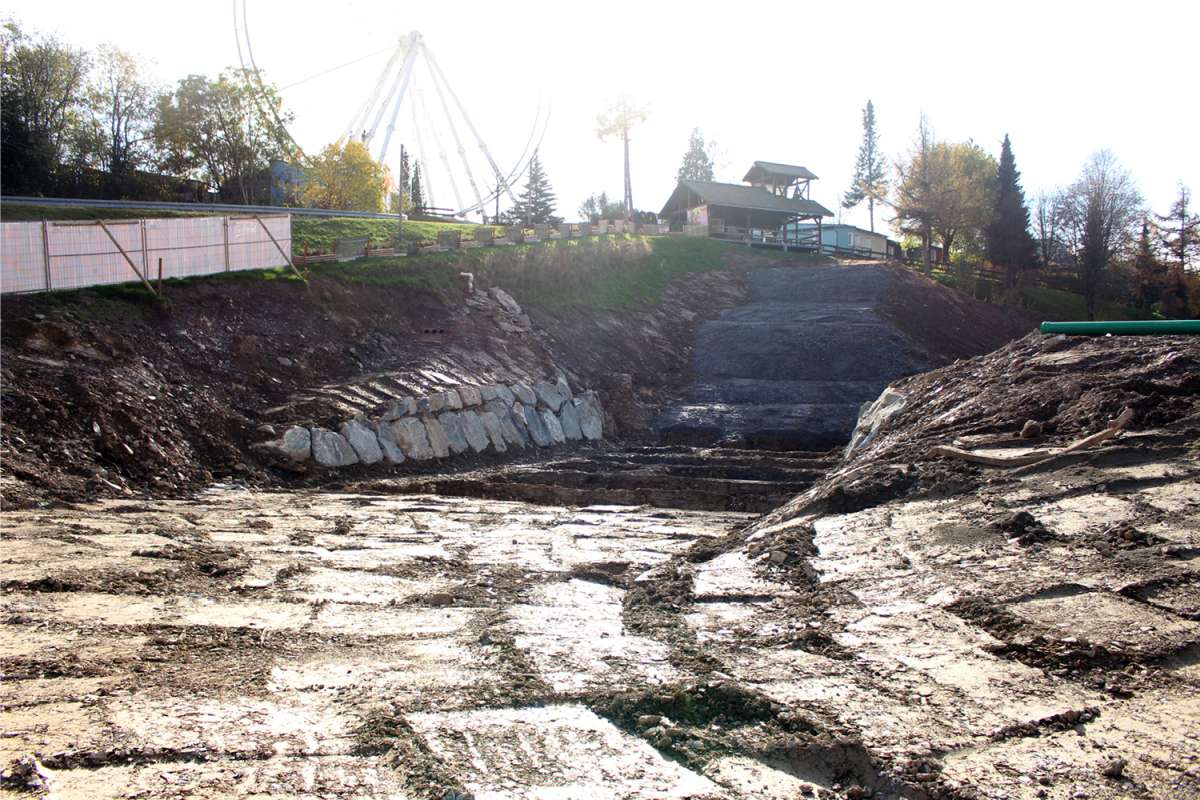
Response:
[654,263,928,450]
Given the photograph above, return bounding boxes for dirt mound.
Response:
[758,331,1200,523]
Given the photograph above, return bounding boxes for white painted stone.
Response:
[310,428,359,467]
[461,410,490,453]
[339,418,383,465]
[390,418,434,461]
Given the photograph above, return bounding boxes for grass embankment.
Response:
[929,269,1150,321]
[0,203,485,252]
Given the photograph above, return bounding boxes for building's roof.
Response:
[794,222,887,236]
[743,161,819,183]
[661,180,832,219]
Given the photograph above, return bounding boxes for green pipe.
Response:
[1040,320,1200,335]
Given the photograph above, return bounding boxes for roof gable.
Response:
[662,180,831,218]
[743,161,818,183]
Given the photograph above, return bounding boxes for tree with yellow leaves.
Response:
[302,140,386,212]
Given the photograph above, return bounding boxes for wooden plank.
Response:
[96,220,157,296]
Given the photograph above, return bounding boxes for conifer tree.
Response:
[1154,184,1199,272]
[984,134,1038,288]
[410,163,424,213]
[676,128,714,182]
[1132,219,1166,309]
[511,152,557,224]
[842,100,888,232]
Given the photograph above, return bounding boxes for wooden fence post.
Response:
[96,220,157,296]
[253,214,306,283]
[41,220,52,291]
[223,216,230,271]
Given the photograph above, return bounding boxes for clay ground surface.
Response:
[2,262,1197,798]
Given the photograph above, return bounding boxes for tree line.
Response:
[846,102,1197,319]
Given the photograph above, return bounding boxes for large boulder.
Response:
[340,418,383,465]
[437,412,470,455]
[559,401,583,441]
[489,287,523,316]
[381,397,416,421]
[461,410,491,453]
[511,382,537,407]
[427,393,448,414]
[258,425,311,463]
[495,385,516,406]
[374,421,406,464]
[391,418,434,461]
[523,404,553,447]
[577,391,604,441]
[533,381,566,412]
[487,400,526,448]
[423,416,451,458]
[478,411,508,453]
[311,428,359,467]
[480,385,500,403]
[556,376,573,403]
[542,409,566,445]
[459,386,482,407]
[444,389,463,411]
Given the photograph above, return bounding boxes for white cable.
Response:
[422,45,485,218]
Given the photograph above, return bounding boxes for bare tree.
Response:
[1034,192,1061,269]
[1154,184,1199,272]
[1058,151,1143,319]
[80,44,158,175]
[894,114,937,274]
[596,96,649,221]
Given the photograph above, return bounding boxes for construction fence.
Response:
[0,214,292,295]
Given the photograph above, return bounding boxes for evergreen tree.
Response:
[511,152,557,224]
[984,134,1038,288]
[842,100,888,232]
[410,163,424,213]
[1154,184,1199,272]
[397,149,410,212]
[1132,219,1166,309]
[676,128,714,182]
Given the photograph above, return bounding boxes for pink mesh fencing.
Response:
[1,215,292,294]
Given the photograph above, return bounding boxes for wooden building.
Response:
[659,161,832,250]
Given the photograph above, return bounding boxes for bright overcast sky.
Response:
[8,0,1199,230]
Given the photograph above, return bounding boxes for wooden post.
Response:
[140,219,150,283]
[816,217,823,256]
[223,216,230,271]
[41,220,52,291]
[253,214,307,283]
[157,257,163,295]
[96,220,157,296]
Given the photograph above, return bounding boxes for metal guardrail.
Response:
[1,196,405,221]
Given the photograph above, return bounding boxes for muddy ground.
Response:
[2,259,1196,798]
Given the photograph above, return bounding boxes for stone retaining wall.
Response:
[257,378,604,469]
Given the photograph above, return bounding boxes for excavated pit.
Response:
[8,258,1197,798]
